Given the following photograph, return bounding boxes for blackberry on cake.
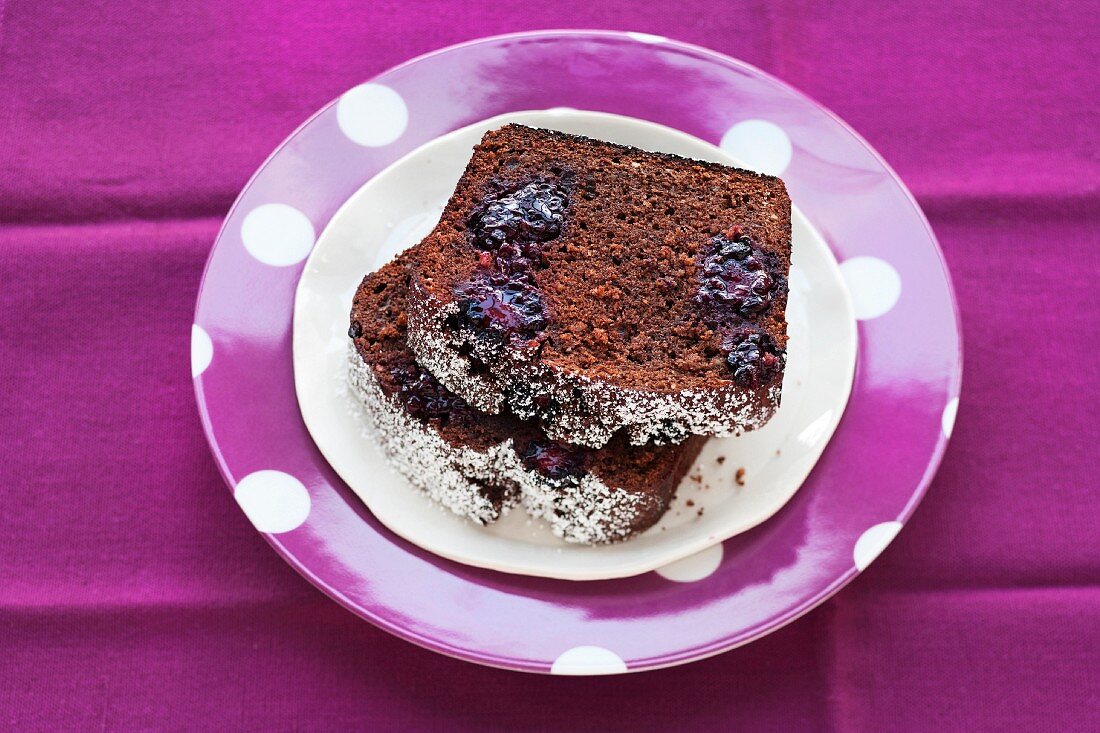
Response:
[348,250,705,544]
[406,125,791,447]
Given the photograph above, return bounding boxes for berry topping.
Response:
[348,321,362,339]
[392,365,471,427]
[472,181,568,250]
[515,439,589,481]
[723,331,785,388]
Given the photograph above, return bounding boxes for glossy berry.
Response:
[696,232,777,318]
[516,439,589,481]
[451,181,572,343]
[716,237,752,261]
[348,321,362,339]
[472,182,568,250]
[393,367,471,427]
[723,331,785,388]
[491,241,544,274]
[453,277,547,341]
[453,179,570,343]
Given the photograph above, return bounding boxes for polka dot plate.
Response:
[193,30,962,674]
[293,108,857,580]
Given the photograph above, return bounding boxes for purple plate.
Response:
[193,30,961,674]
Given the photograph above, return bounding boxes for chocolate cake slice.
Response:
[406,125,791,447]
[348,250,705,544]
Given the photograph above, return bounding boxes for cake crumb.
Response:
[686,499,695,507]
[735,468,746,486]
[716,455,726,465]
[696,508,705,517]
[775,449,781,456]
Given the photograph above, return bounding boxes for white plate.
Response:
[293,110,856,580]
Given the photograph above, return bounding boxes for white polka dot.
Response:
[374,209,441,268]
[337,83,408,147]
[241,204,316,267]
[942,397,959,439]
[854,521,903,571]
[551,646,628,675]
[626,32,667,44]
[720,119,793,175]
[839,256,902,320]
[234,470,311,533]
[655,543,723,582]
[191,324,213,378]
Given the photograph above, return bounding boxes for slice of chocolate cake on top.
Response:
[406,125,791,448]
[348,249,705,544]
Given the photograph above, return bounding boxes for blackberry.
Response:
[393,367,471,427]
[696,232,778,318]
[453,276,547,341]
[515,439,589,481]
[472,181,568,250]
[723,331,785,388]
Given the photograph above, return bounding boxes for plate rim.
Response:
[193,29,963,674]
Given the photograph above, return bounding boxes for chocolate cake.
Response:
[405,125,791,447]
[348,250,705,544]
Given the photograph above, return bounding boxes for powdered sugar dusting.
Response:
[347,344,516,524]
[521,473,652,545]
[348,345,653,544]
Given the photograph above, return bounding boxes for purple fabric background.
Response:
[1,1,1097,730]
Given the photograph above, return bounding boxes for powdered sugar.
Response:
[347,344,516,524]
[347,344,653,544]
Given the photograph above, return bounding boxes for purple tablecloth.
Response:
[2,1,1097,730]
